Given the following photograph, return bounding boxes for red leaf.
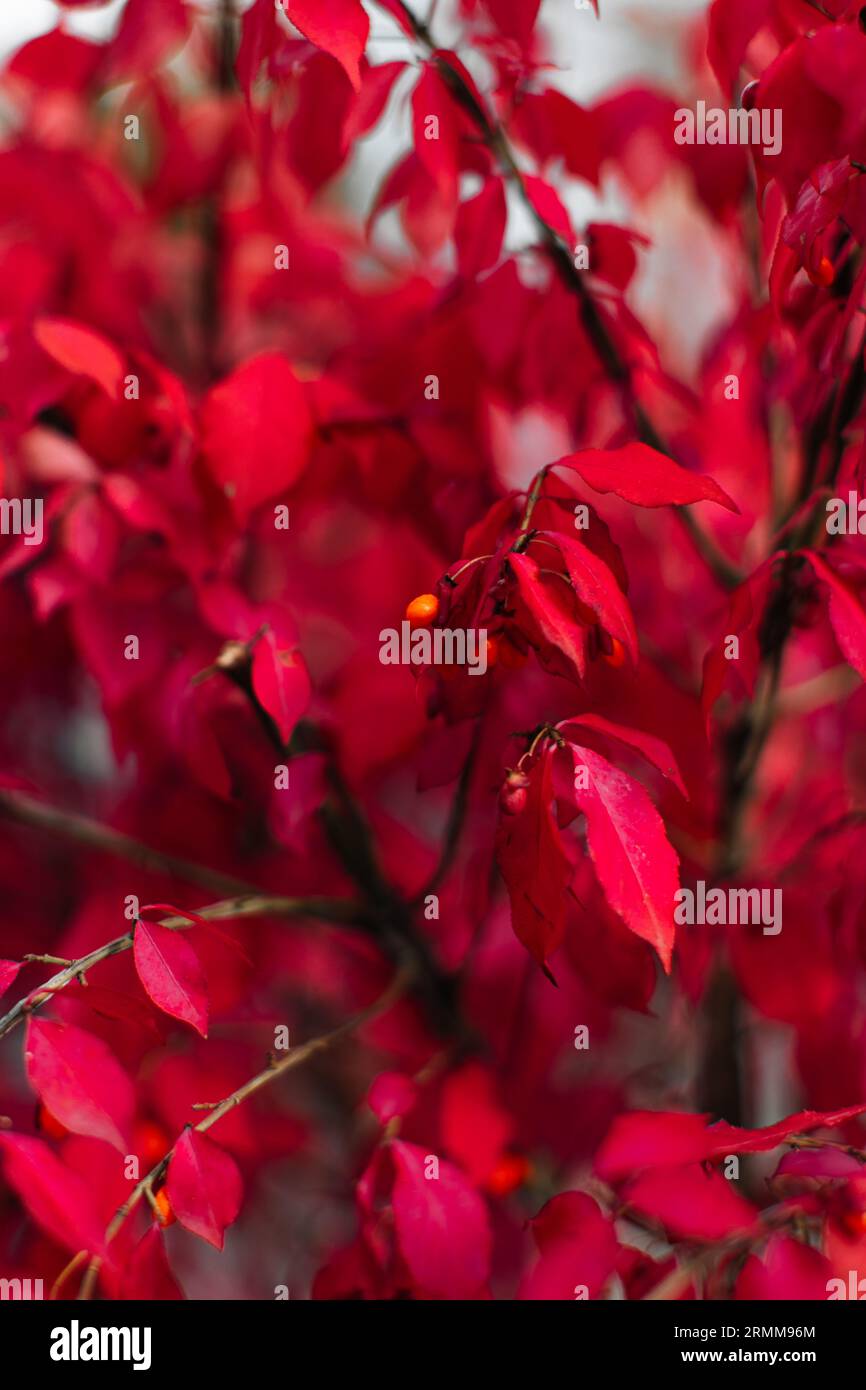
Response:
[595,1105,866,1182]
[707,0,773,96]
[285,0,369,91]
[481,0,541,48]
[33,316,124,399]
[412,64,460,207]
[455,178,507,279]
[199,354,314,523]
[0,959,20,1000]
[509,550,588,679]
[736,1235,833,1300]
[624,1164,757,1242]
[167,1128,243,1250]
[566,744,680,972]
[103,0,193,83]
[366,1072,419,1125]
[522,174,575,244]
[538,532,637,662]
[0,1133,108,1256]
[25,1018,134,1154]
[120,1227,185,1300]
[251,628,311,744]
[440,1064,513,1186]
[133,919,209,1037]
[802,549,866,680]
[390,1139,491,1298]
[560,714,687,798]
[554,443,739,512]
[519,1192,619,1300]
[496,750,571,966]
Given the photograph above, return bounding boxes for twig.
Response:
[391,0,742,591]
[78,966,412,1300]
[0,790,262,898]
[0,894,360,1042]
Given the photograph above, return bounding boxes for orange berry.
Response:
[483,633,499,668]
[601,636,626,668]
[485,1152,531,1197]
[36,1103,69,1141]
[153,1188,175,1228]
[405,593,439,628]
[808,256,835,288]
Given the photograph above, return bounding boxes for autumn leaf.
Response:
[564,743,680,972]
[496,749,571,966]
[25,1018,135,1154]
[554,443,739,512]
[166,1128,243,1250]
[133,919,209,1037]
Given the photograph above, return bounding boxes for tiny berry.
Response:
[837,1206,866,1239]
[405,593,439,627]
[153,1188,176,1228]
[484,633,499,668]
[601,636,626,668]
[137,1120,170,1167]
[485,1151,531,1197]
[808,256,835,288]
[499,769,530,816]
[740,81,759,112]
[36,1103,69,1141]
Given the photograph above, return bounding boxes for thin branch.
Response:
[412,722,482,902]
[0,894,360,1043]
[0,790,262,898]
[78,966,413,1300]
[392,0,742,591]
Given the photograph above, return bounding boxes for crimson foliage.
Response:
[1,0,866,1303]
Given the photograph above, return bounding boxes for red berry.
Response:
[485,1152,531,1197]
[808,256,835,288]
[137,1120,170,1168]
[499,770,530,815]
[740,81,759,112]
